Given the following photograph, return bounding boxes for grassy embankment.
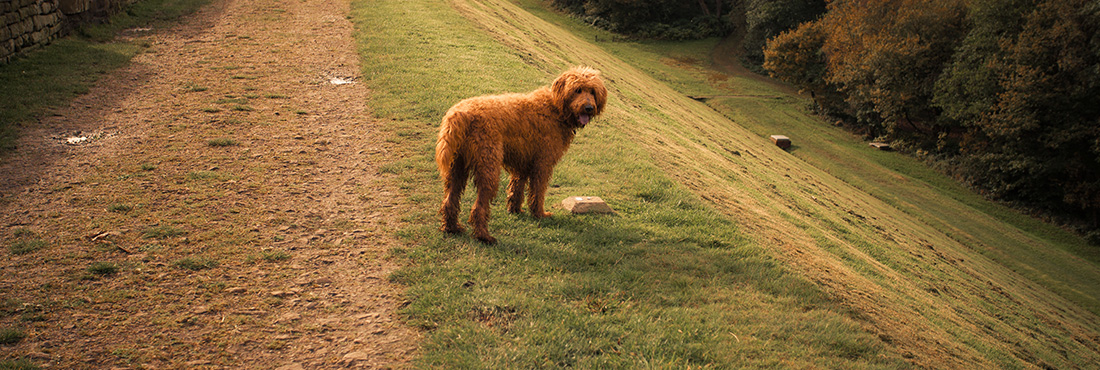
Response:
[353,0,903,368]
[0,0,209,152]
[355,0,1100,368]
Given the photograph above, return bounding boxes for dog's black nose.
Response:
[583,104,595,114]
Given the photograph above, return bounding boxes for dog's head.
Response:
[551,66,608,129]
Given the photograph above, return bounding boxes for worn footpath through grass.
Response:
[1,0,417,368]
[357,0,1100,368]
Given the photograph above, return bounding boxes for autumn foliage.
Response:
[764,0,1100,237]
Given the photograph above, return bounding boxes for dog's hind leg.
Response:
[506,171,527,214]
[470,146,503,244]
[440,156,468,234]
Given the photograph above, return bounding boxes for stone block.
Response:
[12,18,30,34]
[58,0,91,14]
[770,135,791,149]
[33,14,47,29]
[4,12,20,26]
[562,196,614,214]
[30,29,45,43]
[20,5,38,19]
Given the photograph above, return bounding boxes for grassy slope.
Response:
[353,0,1100,368]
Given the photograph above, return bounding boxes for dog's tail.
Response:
[435,110,468,178]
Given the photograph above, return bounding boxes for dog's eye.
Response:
[575,88,583,94]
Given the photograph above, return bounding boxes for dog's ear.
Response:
[551,71,572,111]
[591,74,608,115]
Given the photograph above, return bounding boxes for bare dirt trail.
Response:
[0,0,418,368]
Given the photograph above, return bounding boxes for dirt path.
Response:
[0,0,418,368]
[708,25,801,98]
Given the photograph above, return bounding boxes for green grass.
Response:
[9,228,46,255]
[0,358,38,370]
[259,249,291,262]
[352,0,903,368]
[521,2,1100,368]
[87,262,120,276]
[206,138,239,147]
[8,239,47,255]
[354,0,1100,368]
[173,256,218,271]
[0,0,209,152]
[108,203,134,213]
[0,358,37,370]
[0,327,26,344]
[141,225,186,240]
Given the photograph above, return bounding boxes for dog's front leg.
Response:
[527,167,553,219]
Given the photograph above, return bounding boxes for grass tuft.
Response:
[260,249,291,262]
[0,327,26,344]
[141,225,186,239]
[184,84,208,92]
[87,262,120,276]
[108,203,133,213]
[0,358,38,370]
[9,240,47,255]
[173,256,218,271]
[206,138,239,147]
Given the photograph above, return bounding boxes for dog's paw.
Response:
[475,234,497,245]
[442,224,466,234]
[534,212,553,219]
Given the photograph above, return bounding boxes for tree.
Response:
[766,0,1100,231]
[743,0,826,66]
[816,0,967,135]
[971,0,1100,214]
[763,20,847,115]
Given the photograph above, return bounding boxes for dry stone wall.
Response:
[1,0,65,63]
[1,0,137,64]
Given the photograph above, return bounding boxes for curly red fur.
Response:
[436,66,608,244]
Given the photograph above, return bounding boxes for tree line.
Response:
[550,0,1100,241]
[763,0,1100,240]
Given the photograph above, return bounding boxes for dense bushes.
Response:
[764,0,1100,237]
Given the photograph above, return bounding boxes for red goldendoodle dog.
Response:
[435,66,608,244]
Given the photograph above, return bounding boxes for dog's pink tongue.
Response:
[579,114,591,127]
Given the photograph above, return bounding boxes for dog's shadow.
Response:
[485,209,644,256]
